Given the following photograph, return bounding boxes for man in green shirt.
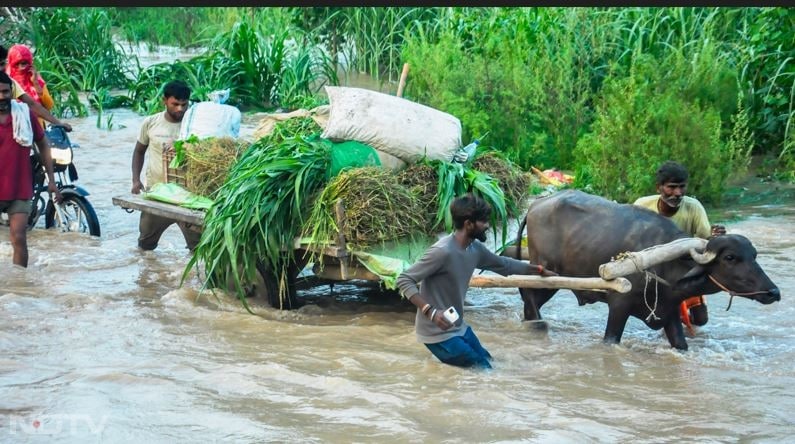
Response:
[633,161,725,332]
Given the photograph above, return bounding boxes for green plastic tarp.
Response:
[296,235,439,289]
[306,135,381,179]
[143,182,213,210]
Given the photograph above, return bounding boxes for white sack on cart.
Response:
[321,86,462,164]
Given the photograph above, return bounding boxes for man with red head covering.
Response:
[1,44,71,132]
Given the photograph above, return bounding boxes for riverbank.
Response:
[713,156,795,222]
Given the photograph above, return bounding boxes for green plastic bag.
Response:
[143,182,213,210]
[309,135,381,179]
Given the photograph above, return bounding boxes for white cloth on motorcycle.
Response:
[11,100,33,147]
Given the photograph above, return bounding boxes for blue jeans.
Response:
[425,326,493,369]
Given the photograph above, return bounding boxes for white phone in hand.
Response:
[443,306,459,323]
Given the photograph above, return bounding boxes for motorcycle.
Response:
[26,125,101,236]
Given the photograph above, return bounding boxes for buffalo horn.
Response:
[689,248,717,264]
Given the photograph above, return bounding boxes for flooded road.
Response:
[1,107,794,443]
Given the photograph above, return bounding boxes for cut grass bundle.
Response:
[176,136,247,198]
[471,151,533,218]
[269,116,323,143]
[303,167,426,256]
[415,158,509,245]
[396,162,438,229]
[184,124,331,312]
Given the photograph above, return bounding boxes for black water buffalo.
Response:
[514,190,780,350]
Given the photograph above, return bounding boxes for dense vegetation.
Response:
[1,6,792,203]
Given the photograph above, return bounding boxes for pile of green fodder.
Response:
[175,136,248,198]
[305,153,530,254]
[268,116,323,143]
[471,150,533,218]
[184,118,328,311]
[302,166,428,255]
[396,162,438,229]
[183,116,534,310]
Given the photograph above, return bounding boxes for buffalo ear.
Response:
[675,264,707,289]
[681,264,706,280]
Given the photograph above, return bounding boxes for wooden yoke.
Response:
[469,275,632,293]
[599,237,707,280]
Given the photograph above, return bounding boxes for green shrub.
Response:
[574,57,745,204]
[401,8,601,171]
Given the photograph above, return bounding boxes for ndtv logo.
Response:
[6,414,110,435]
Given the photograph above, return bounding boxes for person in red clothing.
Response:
[0,71,61,267]
[0,44,71,132]
[5,43,55,129]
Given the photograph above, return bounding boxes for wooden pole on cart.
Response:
[396,63,410,98]
[335,199,350,280]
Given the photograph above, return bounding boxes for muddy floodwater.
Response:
[1,106,794,443]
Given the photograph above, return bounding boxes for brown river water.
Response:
[1,107,794,442]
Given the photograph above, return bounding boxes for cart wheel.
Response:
[255,259,302,310]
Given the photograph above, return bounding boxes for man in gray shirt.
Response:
[397,193,557,369]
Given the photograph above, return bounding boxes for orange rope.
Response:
[679,301,694,334]
[679,295,703,335]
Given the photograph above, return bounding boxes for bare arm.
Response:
[35,135,63,204]
[18,93,72,132]
[131,141,148,194]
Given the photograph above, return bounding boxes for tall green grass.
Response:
[128,51,243,114]
[336,8,433,83]
[4,6,793,183]
[110,7,234,48]
[399,7,791,198]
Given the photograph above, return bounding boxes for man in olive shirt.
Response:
[633,160,725,331]
[130,80,200,251]
[397,194,557,369]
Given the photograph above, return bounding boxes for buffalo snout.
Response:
[757,286,781,304]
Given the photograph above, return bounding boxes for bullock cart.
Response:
[112,194,630,308]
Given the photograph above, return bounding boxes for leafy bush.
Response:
[574,57,746,204]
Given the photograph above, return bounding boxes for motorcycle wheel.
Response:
[45,191,101,237]
[27,194,47,230]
